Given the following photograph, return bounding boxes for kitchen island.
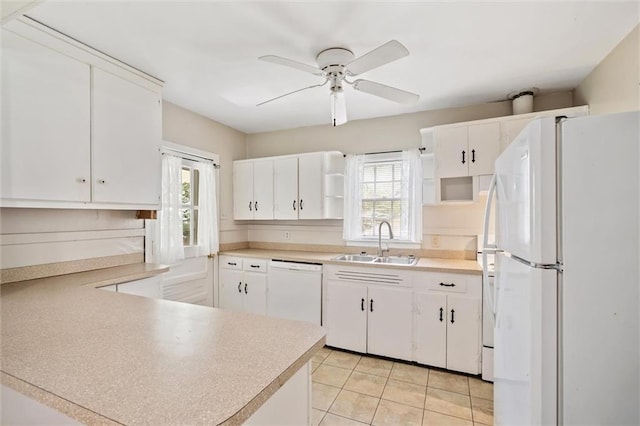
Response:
[1,263,325,425]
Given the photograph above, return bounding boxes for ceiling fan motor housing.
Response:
[316,48,354,92]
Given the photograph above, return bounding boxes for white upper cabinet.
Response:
[233,159,274,220]
[234,151,343,221]
[1,30,91,204]
[92,68,161,206]
[434,122,500,179]
[0,20,163,210]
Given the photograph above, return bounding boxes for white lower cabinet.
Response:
[219,256,267,315]
[323,265,413,360]
[414,272,482,374]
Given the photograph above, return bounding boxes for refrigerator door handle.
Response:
[482,173,499,319]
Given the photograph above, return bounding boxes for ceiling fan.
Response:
[257,40,419,126]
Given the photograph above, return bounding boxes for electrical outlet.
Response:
[283,231,291,240]
[431,235,440,248]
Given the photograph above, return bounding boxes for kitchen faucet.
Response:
[378,220,394,257]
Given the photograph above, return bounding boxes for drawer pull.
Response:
[250,264,260,268]
[439,282,456,287]
[439,307,443,322]
[227,262,237,266]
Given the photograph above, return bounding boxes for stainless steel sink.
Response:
[373,256,418,266]
[332,254,377,262]
[332,254,418,266]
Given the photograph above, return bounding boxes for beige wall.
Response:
[245,92,573,254]
[575,25,640,115]
[162,101,248,244]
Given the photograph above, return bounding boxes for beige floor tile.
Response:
[312,360,322,372]
[389,362,429,386]
[355,357,394,378]
[469,378,493,400]
[471,396,493,425]
[320,413,369,426]
[423,409,474,426]
[317,346,334,359]
[424,388,472,420]
[344,371,388,398]
[372,399,424,426]
[313,364,353,388]
[428,370,470,395]
[382,379,427,409]
[312,409,327,426]
[324,350,362,369]
[329,389,380,424]
[313,382,341,411]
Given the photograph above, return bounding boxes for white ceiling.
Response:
[25,1,639,134]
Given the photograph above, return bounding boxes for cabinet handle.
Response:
[79,178,87,183]
[361,298,365,311]
[300,199,304,210]
[255,201,258,211]
[227,262,237,266]
[98,179,106,184]
[249,201,253,211]
[237,282,242,293]
[250,264,260,268]
[293,200,296,211]
[439,282,456,287]
[450,309,455,324]
[461,150,466,165]
[471,149,476,163]
[244,283,248,294]
[439,307,443,322]
[370,299,374,312]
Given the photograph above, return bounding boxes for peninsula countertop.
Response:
[1,263,325,425]
[220,248,483,274]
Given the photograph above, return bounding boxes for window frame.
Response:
[180,159,200,257]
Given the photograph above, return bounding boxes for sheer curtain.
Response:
[342,154,365,241]
[158,154,185,264]
[402,149,423,243]
[195,161,219,257]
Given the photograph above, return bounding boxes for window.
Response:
[180,164,200,247]
[343,150,422,243]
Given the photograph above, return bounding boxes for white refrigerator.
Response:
[482,111,639,425]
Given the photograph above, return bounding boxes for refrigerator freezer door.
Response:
[494,118,557,264]
[493,253,557,426]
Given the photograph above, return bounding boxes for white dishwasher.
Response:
[268,260,322,325]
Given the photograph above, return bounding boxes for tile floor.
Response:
[311,347,493,426]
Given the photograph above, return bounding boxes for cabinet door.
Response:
[233,162,254,220]
[1,30,90,203]
[273,157,298,220]
[325,281,367,353]
[468,122,500,176]
[243,272,267,315]
[434,126,468,178]
[298,153,323,219]
[252,160,274,220]
[414,293,447,368]
[117,276,162,298]
[446,295,481,374]
[219,268,244,311]
[367,286,413,360]
[502,117,532,153]
[92,68,161,206]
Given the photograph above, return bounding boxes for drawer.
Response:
[220,256,243,270]
[243,259,268,273]
[421,273,468,293]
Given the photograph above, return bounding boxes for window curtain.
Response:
[343,154,365,241]
[402,149,423,243]
[158,154,185,264]
[194,162,219,257]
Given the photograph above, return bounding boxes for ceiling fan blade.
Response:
[346,40,409,76]
[259,55,324,76]
[352,79,419,104]
[257,80,328,106]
